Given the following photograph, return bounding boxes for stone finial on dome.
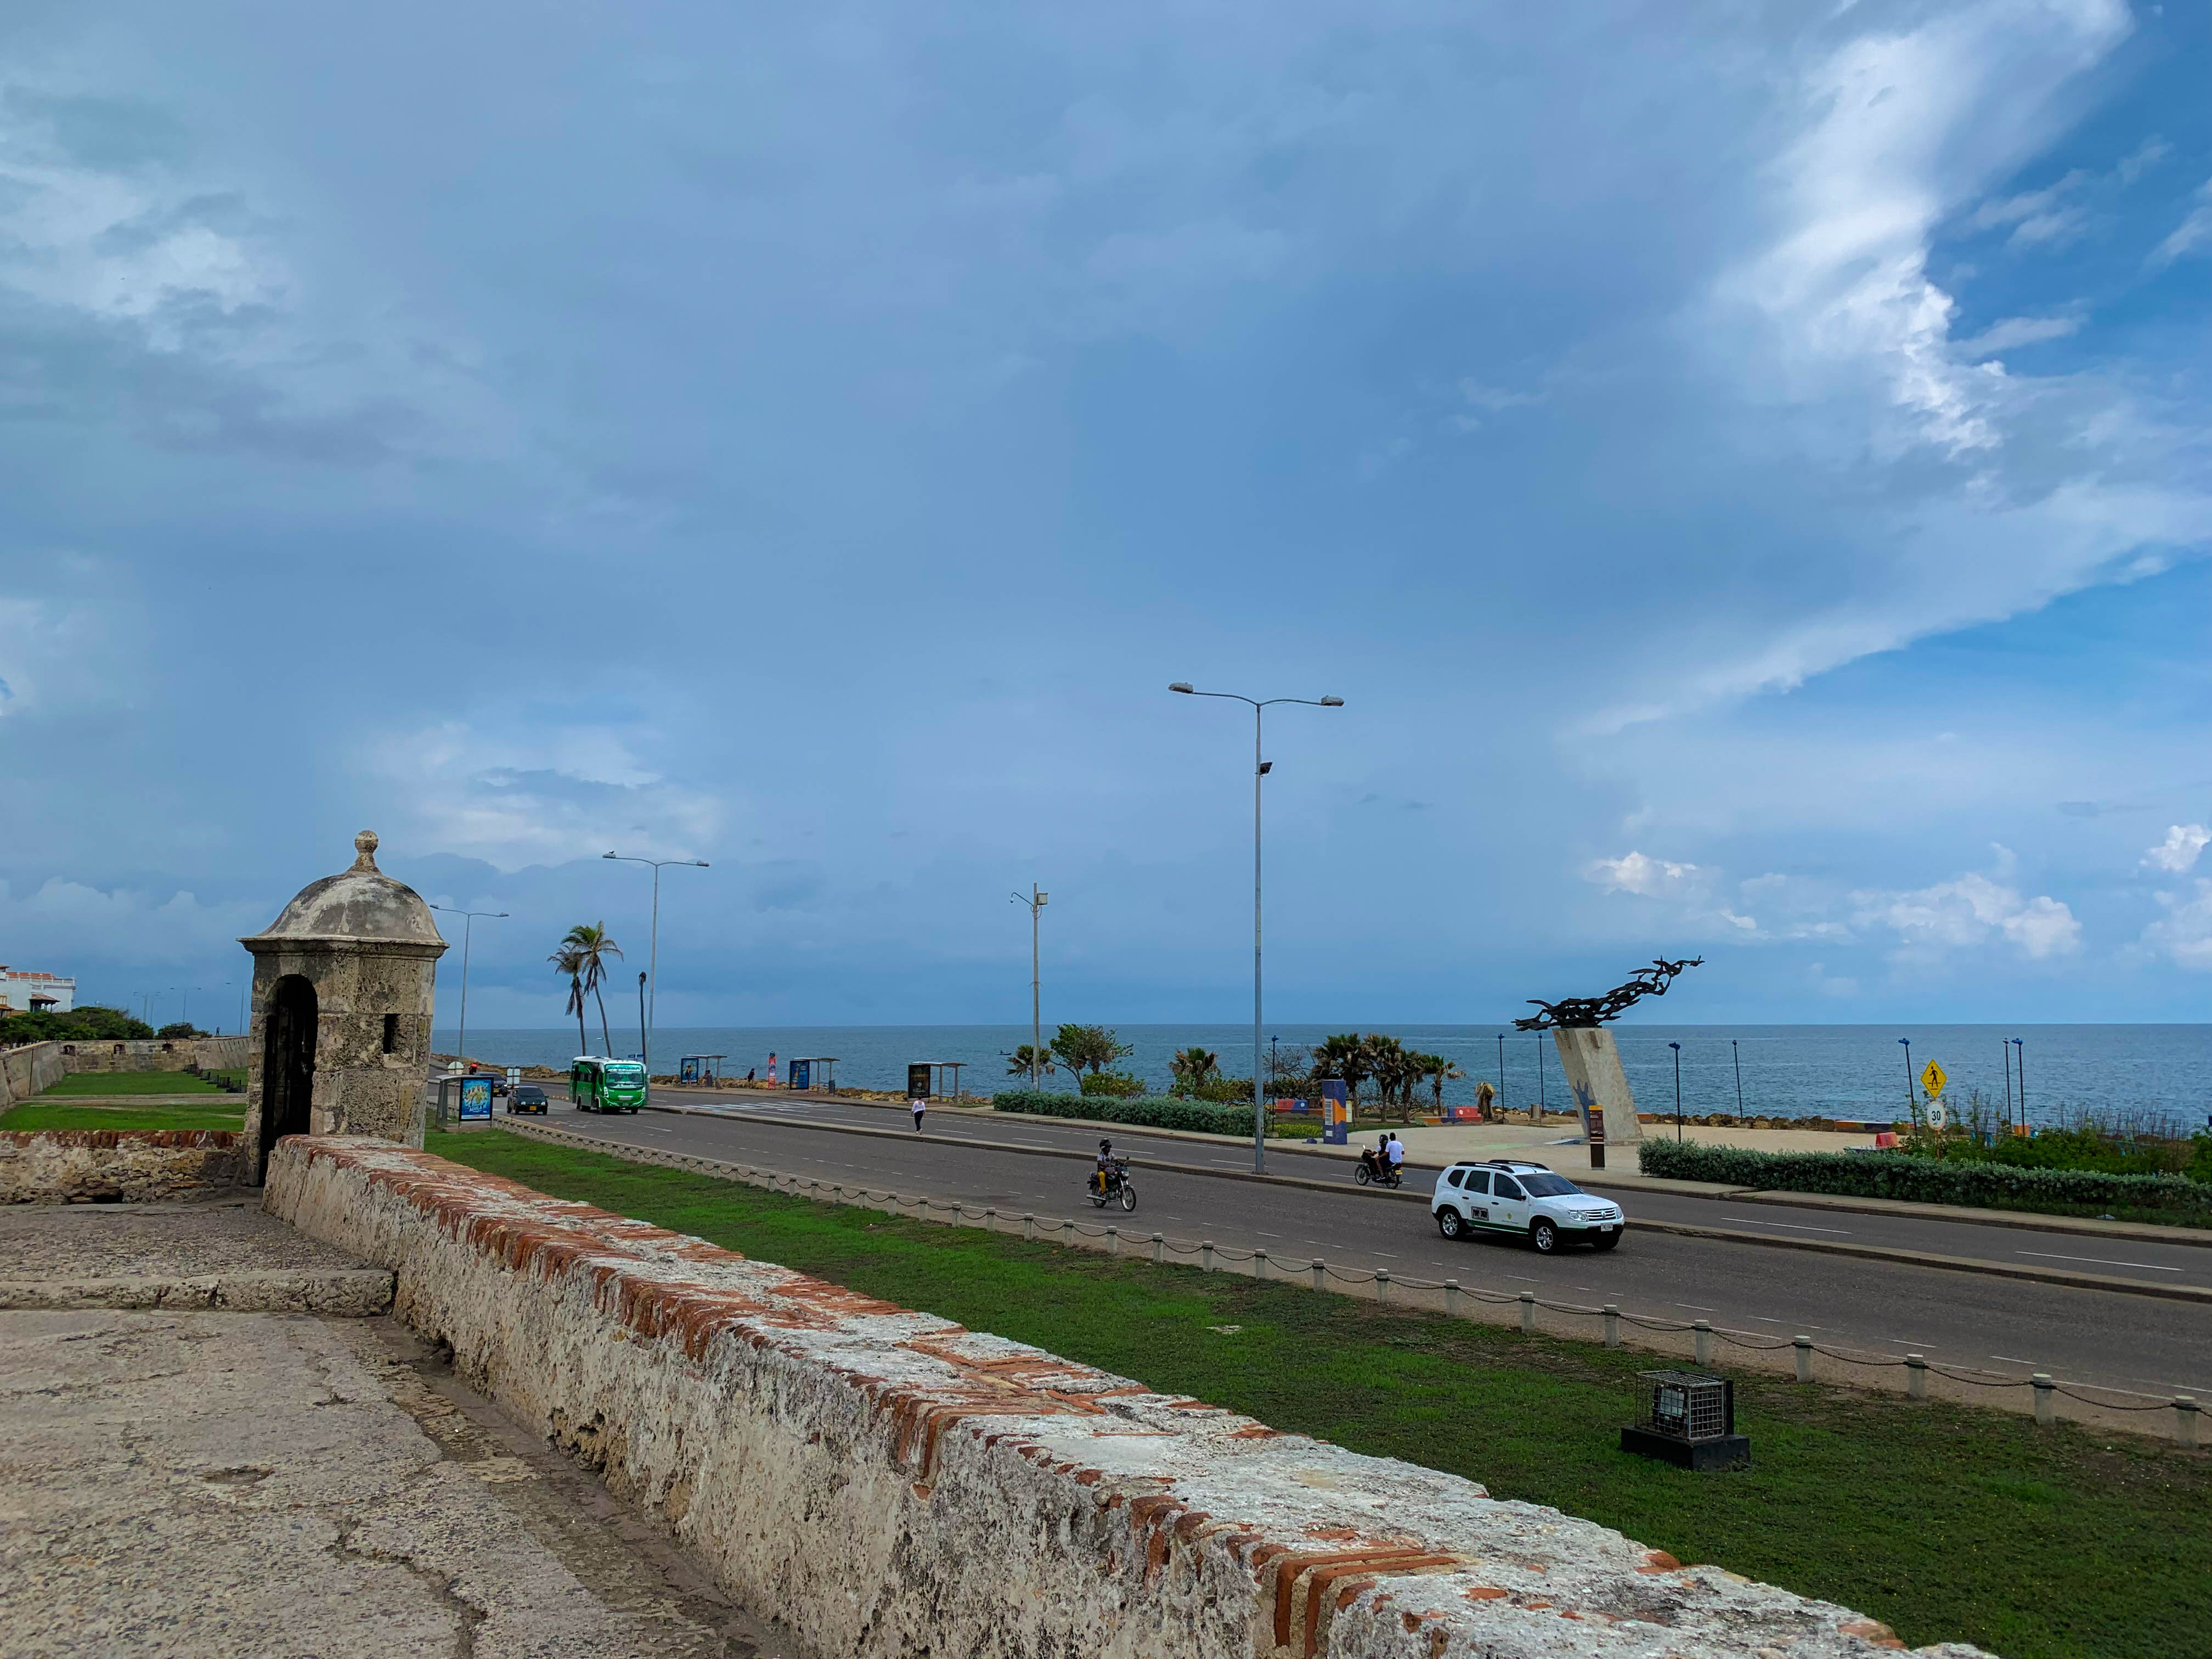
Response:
[353,830,380,872]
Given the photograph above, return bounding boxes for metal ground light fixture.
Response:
[1622,1370,1750,1471]
[1167,681,1344,1174]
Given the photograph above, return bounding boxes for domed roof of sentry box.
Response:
[242,831,447,950]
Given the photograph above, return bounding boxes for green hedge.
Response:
[992,1089,1256,1136]
[1638,1138,2212,1220]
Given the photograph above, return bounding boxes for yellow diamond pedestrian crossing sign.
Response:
[1920,1059,1947,1098]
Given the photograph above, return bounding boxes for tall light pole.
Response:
[1167,681,1344,1173]
[1669,1040,1683,1143]
[1012,885,1048,1086]
[428,906,507,1069]
[603,851,710,1080]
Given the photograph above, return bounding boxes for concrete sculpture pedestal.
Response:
[1552,1026,1642,1146]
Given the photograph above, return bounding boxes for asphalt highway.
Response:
[492,1089,2212,1402]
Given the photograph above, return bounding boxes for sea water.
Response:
[430,1023,2212,1131]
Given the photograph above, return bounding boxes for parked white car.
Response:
[1430,1159,1624,1253]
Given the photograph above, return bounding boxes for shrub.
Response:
[1079,1070,1149,1098]
[994,1088,1256,1136]
[1638,1137,2212,1221]
[0,1005,156,1046]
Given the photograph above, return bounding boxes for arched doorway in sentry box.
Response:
[240,830,448,1182]
[258,974,318,1167]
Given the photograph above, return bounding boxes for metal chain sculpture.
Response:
[1514,957,1704,1032]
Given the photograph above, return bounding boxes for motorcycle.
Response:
[1088,1158,1138,1212]
[1353,1148,1404,1188]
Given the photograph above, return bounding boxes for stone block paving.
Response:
[0,1199,391,1313]
[0,1211,811,1658]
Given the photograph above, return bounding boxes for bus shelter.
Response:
[678,1055,727,1086]
[908,1061,966,1102]
[788,1057,840,1093]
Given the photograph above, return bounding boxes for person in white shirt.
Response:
[1385,1133,1405,1171]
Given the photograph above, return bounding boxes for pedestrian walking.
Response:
[911,1096,926,1132]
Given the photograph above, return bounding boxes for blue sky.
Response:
[2,1,2209,1032]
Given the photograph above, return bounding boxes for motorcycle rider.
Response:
[1359,1132,1390,1183]
[1385,1132,1406,1180]
[1094,1138,1116,1195]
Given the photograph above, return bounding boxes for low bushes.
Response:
[993,1088,1256,1136]
[1639,1137,2212,1221]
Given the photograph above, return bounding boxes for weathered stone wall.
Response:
[266,1136,1979,1659]
[0,1131,247,1204]
[0,1043,67,1109]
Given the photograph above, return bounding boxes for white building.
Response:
[0,967,76,1014]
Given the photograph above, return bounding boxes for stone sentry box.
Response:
[239,831,447,1182]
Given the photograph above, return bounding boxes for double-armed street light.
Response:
[1012,885,1048,1087]
[603,851,710,1080]
[1168,681,1345,1174]
[428,906,507,1069]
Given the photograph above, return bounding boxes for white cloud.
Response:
[2142,823,2210,874]
[1955,313,2082,356]
[1852,869,2080,960]
[1967,168,2091,247]
[2143,881,2212,969]
[2150,178,2212,266]
[1584,851,1703,898]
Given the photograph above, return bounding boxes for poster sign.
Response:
[908,1063,932,1100]
[1321,1080,1349,1145]
[458,1077,493,1121]
[680,1058,701,1085]
[789,1059,811,1090]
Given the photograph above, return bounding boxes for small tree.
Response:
[1169,1046,1220,1096]
[155,1022,204,1040]
[1051,1023,1133,1082]
[1422,1053,1463,1112]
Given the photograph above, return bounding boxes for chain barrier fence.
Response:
[489,1119,2204,1453]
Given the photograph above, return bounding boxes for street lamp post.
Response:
[1898,1036,1914,1124]
[428,906,508,1071]
[1167,682,1344,1173]
[602,852,710,1081]
[1669,1040,1683,1143]
[1012,885,1048,1087]
[1732,1038,1743,1118]
[1496,1032,1505,1109]
[2012,1037,2025,1127]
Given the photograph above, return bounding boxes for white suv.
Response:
[1430,1160,1624,1253]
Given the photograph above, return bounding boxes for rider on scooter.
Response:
[1359,1132,1390,1183]
[1095,1138,1116,1194]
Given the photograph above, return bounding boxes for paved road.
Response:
[491,1091,2212,1401]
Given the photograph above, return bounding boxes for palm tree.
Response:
[1311,1033,1370,1115]
[1170,1046,1221,1095]
[1423,1053,1464,1113]
[1006,1045,1056,1079]
[1364,1034,1414,1120]
[549,944,588,1056]
[558,923,624,1054]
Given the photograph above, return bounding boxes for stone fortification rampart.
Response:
[0,1036,252,1107]
[266,1135,1979,1659]
[0,1130,247,1204]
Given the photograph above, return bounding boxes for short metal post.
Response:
[1310,1259,1325,1291]
[1693,1320,1712,1367]
[1907,1355,1927,1402]
[1201,1241,1215,1272]
[1254,1248,1268,1279]
[1107,1227,1119,1257]
[985,1207,997,1230]
[2033,1374,2055,1426]
[1793,1336,1813,1384]
[1151,1233,1164,1264]
[1375,1269,1391,1305]
[1444,1279,1461,1318]
[1519,1291,1536,1334]
[2177,1396,2200,1451]
[1604,1305,1621,1348]
[1023,1213,1035,1242]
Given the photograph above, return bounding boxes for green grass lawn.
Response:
[39,1070,230,1095]
[1,1102,246,1132]
[432,1129,2211,1659]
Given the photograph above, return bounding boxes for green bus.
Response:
[571,1056,647,1113]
